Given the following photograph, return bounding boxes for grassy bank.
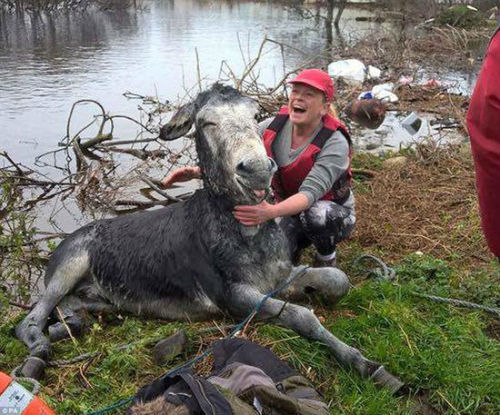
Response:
[1,144,499,415]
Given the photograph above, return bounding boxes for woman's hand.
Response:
[162,166,201,188]
[234,193,310,226]
[233,200,277,226]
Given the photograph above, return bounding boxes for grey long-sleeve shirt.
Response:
[259,118,355,211]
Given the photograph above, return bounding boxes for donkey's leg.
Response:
[47,293,115,342]
[278,266,350,305]
[48,296,85,342]
[16,250,90,359]
[228,284,404,392]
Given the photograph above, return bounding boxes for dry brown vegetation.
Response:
[352,143,489,267]
[341,24,492,71]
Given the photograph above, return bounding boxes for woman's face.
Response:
[288,83,329,130]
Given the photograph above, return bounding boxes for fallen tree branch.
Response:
[139,175,181,203]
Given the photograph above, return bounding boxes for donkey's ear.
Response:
[159,102,195,141]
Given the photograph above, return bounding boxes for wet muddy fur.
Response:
[16,84,403,392]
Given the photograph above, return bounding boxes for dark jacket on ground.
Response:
[130,338,328,415]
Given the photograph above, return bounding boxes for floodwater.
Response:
[0,0,482,232]
[0,0,394,166]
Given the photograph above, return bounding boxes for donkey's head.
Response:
[160,84,276,205]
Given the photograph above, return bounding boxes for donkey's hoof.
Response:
[370,365,404,393]
[30,339,51,360]
[48,320,82,342]
[20,356,46,380]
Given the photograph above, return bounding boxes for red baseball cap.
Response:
[288,69,335,101]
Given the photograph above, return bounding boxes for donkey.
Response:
[16,84,403,391]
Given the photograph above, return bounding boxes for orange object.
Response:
[0,372,55,415]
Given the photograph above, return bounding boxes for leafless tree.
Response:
[287,0,348,46]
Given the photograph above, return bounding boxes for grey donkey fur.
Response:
[16,84,403,392]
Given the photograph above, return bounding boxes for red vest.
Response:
[466,26,500,257]
[263,107,352,203]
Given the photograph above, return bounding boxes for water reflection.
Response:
[0,0,397,165]
[0,0,483,234]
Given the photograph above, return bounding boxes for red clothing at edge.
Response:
[262,107,351,202]
[466,27,500,257]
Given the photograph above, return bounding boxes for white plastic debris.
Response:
[401,112,422,135]
[372,82,394,94]
[466,5,478,11]
[328,59,366,85]
[372,82,398,103]
[367,65,382,80]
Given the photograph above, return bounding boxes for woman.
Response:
[163,69,354,266]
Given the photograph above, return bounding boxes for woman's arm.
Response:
[299,130,350,205]
[161,166,201,188]
[233,192,309,226]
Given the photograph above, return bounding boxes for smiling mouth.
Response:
[292,105,306,114]
[236,177,268,201]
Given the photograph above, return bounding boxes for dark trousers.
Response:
[280,200,355,259]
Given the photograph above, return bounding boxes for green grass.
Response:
[2,148,499,414]
[256,253,500,415]
[2,253,499,414]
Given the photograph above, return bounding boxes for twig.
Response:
[78,133,113,150]
[97,138,158,147]
[108,115,154,134]
[56,306,78,346]
[236,35,268,89]
[139,175,181,203]
[78,364,94,389]
[114,199,172,209]
[195,47,202,93]
[8,301,33,311]
[436,390,461,414]
[0,151,26,176]
[104,147,168,160]
[64,99,108,147]
[240,310,257,337]
[397,323,414,356]
[264,335,301,347]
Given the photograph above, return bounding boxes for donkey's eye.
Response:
[201,121,217,128]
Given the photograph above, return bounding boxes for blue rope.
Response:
[82,266,309,415]
[84,397,134,415]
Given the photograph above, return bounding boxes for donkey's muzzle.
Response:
[236,157,276,177]
[235,156,275,195]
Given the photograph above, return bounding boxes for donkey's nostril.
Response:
[237,158,275,176]
[268,157,277,173]
[236,160,252,175]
